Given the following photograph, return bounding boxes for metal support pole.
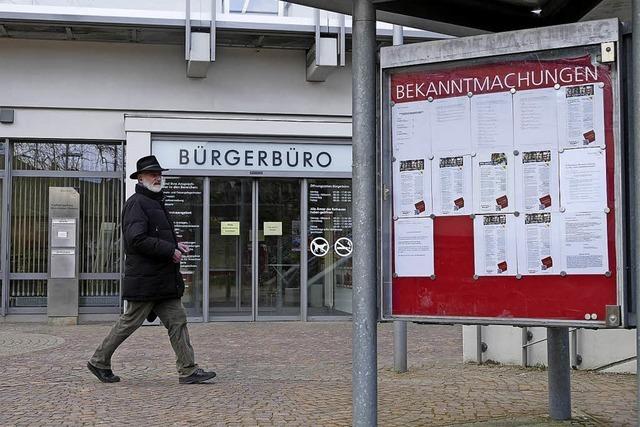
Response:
[393,320,407,373]
[392,24,403,46]
[1,138,9,317]
[300,179,308,321]
[210,0,216,61]
[633,0,640,416]
[476,325,483,364]
[547,327,571,420]
[391,24,408,375]
[314,8,321,65]
[351,0,377,425]
[521,327,528,367]
[570,328,578,369]
[185,0,191,61]
[338,14,346,66]
[202,178,210,322]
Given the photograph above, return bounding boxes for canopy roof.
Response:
[285,0,631,36]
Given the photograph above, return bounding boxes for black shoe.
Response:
[179,368,216,384]
[87,362,121,383]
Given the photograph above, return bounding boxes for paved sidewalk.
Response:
[0,321,635,426]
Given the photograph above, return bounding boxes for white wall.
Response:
[0,38,352,117]
[0,109,125,140]
[463,325,637,373]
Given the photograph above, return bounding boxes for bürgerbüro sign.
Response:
[153,140,352,174]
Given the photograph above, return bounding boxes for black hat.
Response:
[130,155,169,179]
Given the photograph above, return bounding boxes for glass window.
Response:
[0,179,3,272]
[258,179,301,318]
[11,177,122,275]
[307,179,352,317]
[0,142,6,170]
[164,176,204,318]
[13,142,123,171]
[229,0,278,14]
[78,178,123,274]
[209,178,253,318]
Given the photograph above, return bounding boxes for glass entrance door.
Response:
[209,178,253,319]
[208,178,302,320]
[257,179,301,319]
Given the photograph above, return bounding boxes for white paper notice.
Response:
[514,88,559,149]
[516,213,561,275]
[558,84,605,149]
[432,154,472,216]
[473,214,517,276]
[431,96,472,154]
[515,149,559,212]
[393,158,432,217]
[559,211,609,274]
[392,101,431,158]
[473,151,515,213]
[559,147,607,212]
[394,218,435,277]
[471,92,514,151]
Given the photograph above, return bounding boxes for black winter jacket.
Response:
[122,184,185,301]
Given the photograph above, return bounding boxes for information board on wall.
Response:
[382,20,624,327]
[308,183,353,240]
[163,177,203,304]
[308,181,353,289]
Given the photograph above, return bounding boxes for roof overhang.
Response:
[285,0,631,36]
[285,0,489,36]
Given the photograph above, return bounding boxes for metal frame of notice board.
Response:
[380,18,630,329]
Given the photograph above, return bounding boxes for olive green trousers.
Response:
[89,298,198,377]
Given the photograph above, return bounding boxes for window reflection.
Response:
[164,176,204,318]
[209,178,253,318]
[10,177,122,274]
[10,176,122,307]
[258,179,301,317]
[13,142,123,171]
[307,179,352,317]
[229,0,278,14]
[0,142,5,170]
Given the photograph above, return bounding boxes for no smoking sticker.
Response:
[334,237,353,257]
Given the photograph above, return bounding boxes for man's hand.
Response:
[177,242,190,254]
[172,249,183,264]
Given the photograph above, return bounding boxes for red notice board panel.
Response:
[382,38,625,328]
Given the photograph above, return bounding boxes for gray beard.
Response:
[142,181,163,193]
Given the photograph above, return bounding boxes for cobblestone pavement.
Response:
[0,332,65,357]
[0,321,635,426]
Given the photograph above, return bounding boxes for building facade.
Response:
[0,0,439,322]
[2,0,633,375]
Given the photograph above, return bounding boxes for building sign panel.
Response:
[153,141,352,175]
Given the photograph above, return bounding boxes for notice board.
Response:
[380,19,628,328]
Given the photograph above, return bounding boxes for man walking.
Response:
[87,155,216,384]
